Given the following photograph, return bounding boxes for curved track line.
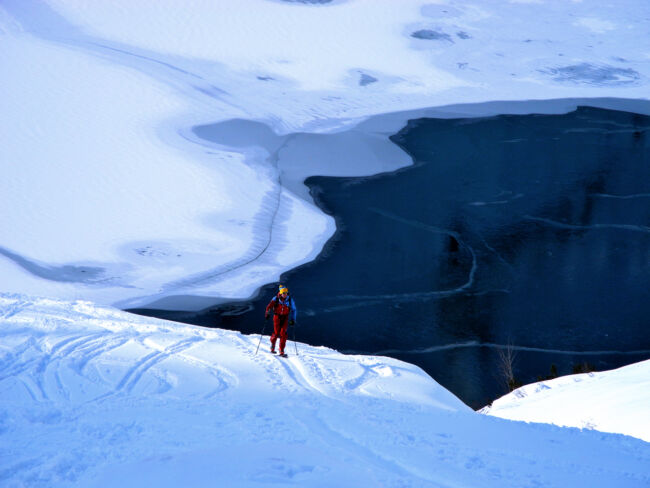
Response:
[115,337,202,393]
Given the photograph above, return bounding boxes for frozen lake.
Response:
[134,106,650,408]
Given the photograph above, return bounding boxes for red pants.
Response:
[270,314,289,353]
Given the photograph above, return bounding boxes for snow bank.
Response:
[1,0,649,310]
[1,293,649,487]
[481,360,650,443]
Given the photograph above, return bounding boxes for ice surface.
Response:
[1,293,649,487]
[1,0,649,310]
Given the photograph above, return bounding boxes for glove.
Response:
[265,314,270,321]
[289,320,295,326]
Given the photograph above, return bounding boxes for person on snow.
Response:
[265,285,296,357]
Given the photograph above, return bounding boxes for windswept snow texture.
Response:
[543,63,641,86]
[1,293,649,487]
[1,1,650,310]
[482,361,650,443]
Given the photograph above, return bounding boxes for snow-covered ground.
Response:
[2,3,649,486]
[2,0,649,310]
[1,293,649,487]
[481,360,650,443]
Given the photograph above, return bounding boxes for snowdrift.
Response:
[482,360,650,443]
[1,293,649,487]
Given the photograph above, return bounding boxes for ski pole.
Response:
[255,319,268,355]
[292,323,298,356]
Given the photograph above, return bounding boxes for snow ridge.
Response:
[482,360,650,443]
[1,293,649,487]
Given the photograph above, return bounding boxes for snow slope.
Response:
[481,360,650,443]
[1,293,649,487]
[1,1,649,309]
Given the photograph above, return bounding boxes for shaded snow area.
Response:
[1,1,650,310]
[481,360,650,443]
[1,294,649,487]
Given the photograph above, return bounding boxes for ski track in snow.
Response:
[1,294,650,487]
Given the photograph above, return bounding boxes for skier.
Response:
[265,285,296,357]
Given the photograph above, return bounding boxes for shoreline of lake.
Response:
[136,97,650,312]
[131,99,650,409]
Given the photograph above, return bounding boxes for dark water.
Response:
[132,106,650,409]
